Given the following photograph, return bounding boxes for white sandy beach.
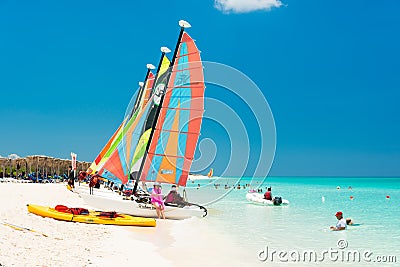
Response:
[0,183,252,267]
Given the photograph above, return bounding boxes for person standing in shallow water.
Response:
[330,211,347,231]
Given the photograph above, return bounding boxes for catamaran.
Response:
[76,20,207,219]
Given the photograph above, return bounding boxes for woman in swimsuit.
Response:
[151,182,165,219]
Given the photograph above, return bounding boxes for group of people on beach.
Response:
[68,166,188,220]
[67,166,101,195]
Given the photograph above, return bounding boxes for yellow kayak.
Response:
[27,204,156,227]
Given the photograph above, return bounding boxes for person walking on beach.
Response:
[67,166,75,189]
[89,171,100,195]
[78,171,87,186]
[330,211,347,231]
[151,182,165,219]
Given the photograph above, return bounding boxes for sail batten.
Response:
[160,106,204,112]
[172,66,203,73]
[175,51,199,58]
[153,128,202,135]
[147,152,191,159]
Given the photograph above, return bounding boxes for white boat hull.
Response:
[187,174,214,181]
[74,185,206,220]
[246,193,289,206]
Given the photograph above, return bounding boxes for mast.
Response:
[132,20,191,194]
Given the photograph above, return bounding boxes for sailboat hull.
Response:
[74,186,206,220]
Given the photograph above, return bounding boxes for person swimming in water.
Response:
[330,211,346,231]
[345,218,361,226]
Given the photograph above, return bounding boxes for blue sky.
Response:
[1,0,399,177]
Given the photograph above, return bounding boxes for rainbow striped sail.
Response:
[90,23,204,189]
[99,98,154,184]
[129,55,171,177]
[87,118,126,174]
[87,70,154,175]
[140,32,204,186]
[96,55,171,184]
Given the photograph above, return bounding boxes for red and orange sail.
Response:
[140,32,204,186]
[87,119,126,174]
[87,70,155,175]
[99,98,154,184]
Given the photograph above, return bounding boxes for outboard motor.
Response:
[273,197,282,206]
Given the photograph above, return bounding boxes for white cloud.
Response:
[214,0,283,13]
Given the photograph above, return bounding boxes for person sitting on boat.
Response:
[164,185,188,207]
[264,187,272,200]
[151,182,165,219]
[330,211,347,231]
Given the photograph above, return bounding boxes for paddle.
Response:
[1,221,48,237]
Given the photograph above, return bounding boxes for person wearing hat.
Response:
[151,182,165,219]
[330,211,347,231]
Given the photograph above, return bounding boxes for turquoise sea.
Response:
[184,177,400,266]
